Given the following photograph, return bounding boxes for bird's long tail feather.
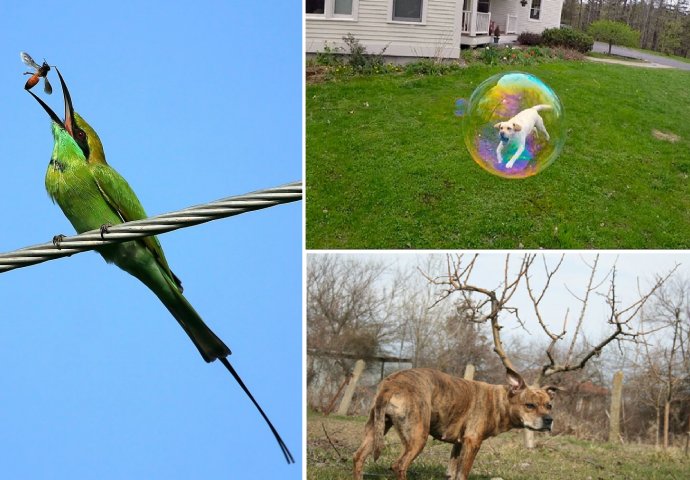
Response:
[163,289,231,362]
[136,266,294,463]
[219,357,295,464]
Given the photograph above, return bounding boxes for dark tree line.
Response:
[561,0,690,56]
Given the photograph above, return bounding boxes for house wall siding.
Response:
[305,0,565,57]
[306,0,463,58]
[480,0,563,34]
[488,0,514,33]
[516,0,563,34]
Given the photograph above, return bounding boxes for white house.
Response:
[305,0,564,60]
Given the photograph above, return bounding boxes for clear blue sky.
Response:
[0,1,302,478]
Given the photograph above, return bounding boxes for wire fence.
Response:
[0,181,302,274]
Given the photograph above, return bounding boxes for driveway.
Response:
[592,41,690,70]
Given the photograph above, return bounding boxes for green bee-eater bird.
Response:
[27,68,293,464]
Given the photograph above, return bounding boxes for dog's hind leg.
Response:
[391,436,427,480]
[391,420,428,480]
[535,116,550,141]
[353,427,375,480]
[354,400,392,480]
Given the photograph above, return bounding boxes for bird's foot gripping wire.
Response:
[99,223,112,240]
[52,234,66,249]
[218,357,295,464]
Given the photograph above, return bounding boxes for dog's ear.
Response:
[512,123,522,132]
[493,122,502,129]
[506,368,526,395]
[544,385,564,399]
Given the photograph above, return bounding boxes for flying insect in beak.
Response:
[20,51,53,94]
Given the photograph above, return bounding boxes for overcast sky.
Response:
[309,251,688,352]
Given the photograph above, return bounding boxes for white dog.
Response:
[494,104,551,169]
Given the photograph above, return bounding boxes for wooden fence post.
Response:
[464,364,475,380]
[609,370,624,443]
[323,373,351,415]
[336,359,366,416]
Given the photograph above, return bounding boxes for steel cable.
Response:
[0,181,302,273]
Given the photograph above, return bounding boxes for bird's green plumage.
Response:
[29,69,293,462]
[45,114,230,362]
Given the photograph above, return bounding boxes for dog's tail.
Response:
[533,104,552,112]
[371,394,388,460]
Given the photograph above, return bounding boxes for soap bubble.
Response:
[462,72,565,178]
[454,98,467,117]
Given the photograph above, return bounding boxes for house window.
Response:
[334,0,353,15]
[392,0,423,22]
[306,0,325,14]
[530,0,541,20]
[306,0,356,18]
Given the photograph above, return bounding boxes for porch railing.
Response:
[461,11,491,35]
[462,10,470,32]
[506,14,518,34]
[476,12,491,34]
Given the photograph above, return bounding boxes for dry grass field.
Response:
[308,411,690,480]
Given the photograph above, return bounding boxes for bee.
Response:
[20,52,52,94]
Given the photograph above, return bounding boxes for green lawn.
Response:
[306,62,690,249]
[308,412,690,480]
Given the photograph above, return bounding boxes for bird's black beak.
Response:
[57,69,76,137]
[27,67,75,138]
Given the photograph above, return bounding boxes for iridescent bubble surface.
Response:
[462,72,565,178]
[454,98,466,117]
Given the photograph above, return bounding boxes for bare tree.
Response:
[424,254,676,385]
[422,254,530,372]
[307,254,397,400]
[626,357,667,445]
[394,256,443,368]
[422,254,677,446]
[434,298,497,377]
[425,254,671,385]
[392,255,494,375]
[639,277,690,449]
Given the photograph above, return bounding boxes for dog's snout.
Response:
[542,415,553,430]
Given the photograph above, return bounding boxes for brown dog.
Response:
[353,368,556,480]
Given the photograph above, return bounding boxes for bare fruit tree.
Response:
[422,253,677,448]
[422,253,678,386]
